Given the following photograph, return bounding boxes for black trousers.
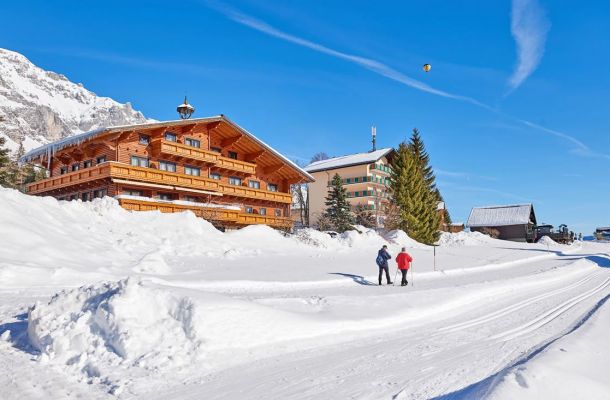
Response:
[401,269,408,285]
[378,266,392,284]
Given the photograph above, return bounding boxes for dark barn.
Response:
[467,204,537,242]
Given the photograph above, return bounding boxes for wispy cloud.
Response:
[438,181,536,204]
[508,0,550,92]
[436,169,497,181]
[205,1,492,110]
[174,2,605,164]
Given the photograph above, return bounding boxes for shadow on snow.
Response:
[329,273,377,286]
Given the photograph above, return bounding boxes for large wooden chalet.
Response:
[21,115,313,230]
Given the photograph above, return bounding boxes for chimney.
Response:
[371,126,377,152]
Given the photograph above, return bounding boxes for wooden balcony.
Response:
[26,163,113,194]
[26,162,221,195]
[237,213,293,228]
[219,183,293,204]
[151,139,219,165]
[117,198,240,222]
[26,162,293,205]
[213,156,257,175]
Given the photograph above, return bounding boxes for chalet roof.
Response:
[303,148,394,173]
[20,115,314,182]
[467,204,536,227]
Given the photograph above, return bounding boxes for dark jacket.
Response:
[377,248,392,268]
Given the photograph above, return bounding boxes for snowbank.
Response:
[436,231,496,247]
[537,235,559,246]
[384,230,428,249]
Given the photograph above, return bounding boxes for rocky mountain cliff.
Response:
[0,48,150,152]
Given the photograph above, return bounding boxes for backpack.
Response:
[376,253,385,267]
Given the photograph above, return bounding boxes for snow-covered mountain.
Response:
[0,48,149,152]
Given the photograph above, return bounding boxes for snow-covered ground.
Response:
[0,187,609,399]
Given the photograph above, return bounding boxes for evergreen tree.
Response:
[389,130,441,244]
[0,137,13,188]
[323,173,353,232]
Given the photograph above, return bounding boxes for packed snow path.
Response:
[0,190,609,399]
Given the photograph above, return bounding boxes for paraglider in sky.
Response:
[422,64,431,73]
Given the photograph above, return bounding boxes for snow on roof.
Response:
[20,115,314,182]
[467,204,535,227]
[303,148,393,173]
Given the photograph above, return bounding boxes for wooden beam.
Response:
[263,164,285,175]
[180,123,198,134]
[206,121,222,131]
[221,135,243,147]
[245,150,265,162]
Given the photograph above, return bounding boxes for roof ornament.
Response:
[177,96,195,119]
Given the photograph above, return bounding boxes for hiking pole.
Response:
[393,267,399,286]
[411,261,414,287]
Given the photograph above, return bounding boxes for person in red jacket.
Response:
[395,247,413,286]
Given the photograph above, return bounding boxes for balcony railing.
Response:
[237,213,293,228]
[152,139,219,164]
[214,156,257,175]
[117,197,240,222]
[219,182,292,204]
[370,163,392,174]
[26,162,293,204]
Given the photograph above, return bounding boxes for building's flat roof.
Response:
[467,203,535,227]
[20,115,314,182]
[303,148,393,173]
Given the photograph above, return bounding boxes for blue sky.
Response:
[2,0,609,234]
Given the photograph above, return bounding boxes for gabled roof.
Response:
[20,115,314,182]
[467,204,536,227]
[303,148,394,173]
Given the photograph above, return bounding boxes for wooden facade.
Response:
[22,116,313,230]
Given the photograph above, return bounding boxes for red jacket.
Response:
[396,252,413,270]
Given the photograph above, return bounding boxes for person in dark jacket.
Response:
[376,245,393,285]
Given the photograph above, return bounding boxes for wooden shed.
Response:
[467,204,537,242]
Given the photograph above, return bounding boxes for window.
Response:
[354,177,359,183]
[210,172,221,180]
[248,180,260,189]
[70,194,78,201]
[131,156,149,168]
[184,196,198,202]
[93,189,107,198]
[83,160,93,168]
[259,207,266,216]
[60,166,68,175]
[81,192,90,202]
[245,206,253,214]
[229,176,242,186]
[165,132,177,142]
[211,147,221,153]
[96,155,107,164]
[275,208,282,217]
[185,138,200,148]
[185,165,200,176]
[123,189,143,196]
[159,193,173,201]
[159,160,177,172]
[267,183,278,192]
[71,163,80,172]
[228,151,237,160]
[139,135,150,145]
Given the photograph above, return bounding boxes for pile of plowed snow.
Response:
[537,235,559,246]
[25,278,359,390]
[436,231,497,247]
[384,230,429,249]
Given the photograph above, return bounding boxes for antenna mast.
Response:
[371,126,377,151]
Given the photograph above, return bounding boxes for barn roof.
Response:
[467,204,536,227]
[304,148,394,173]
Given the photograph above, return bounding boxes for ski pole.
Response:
[393,267,399,286]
